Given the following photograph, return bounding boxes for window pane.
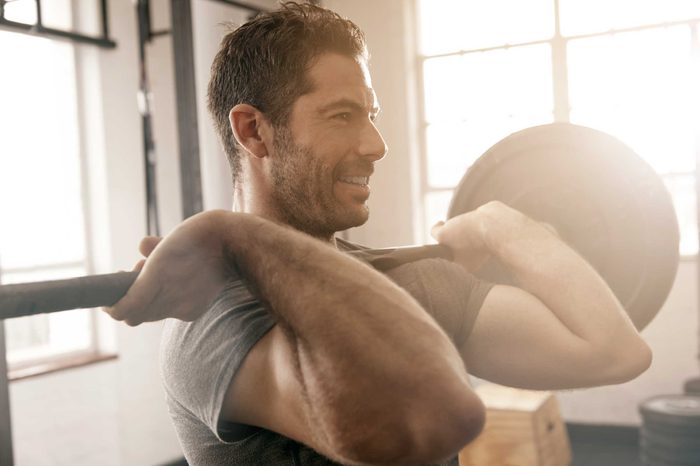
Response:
[423,44,554,188]
[40,0,74,31]
[0,32,86,269]
[3,265,91,364]
[664,174,698,256]
[427,113,553,188]
[4,315,49,354]
[560,0,700,37]
[3,0,37,24]
[417,0,554,55]
[0,30,94,368]
[424,44,553,124]
[568,27,696,175]
[42,0,102,37]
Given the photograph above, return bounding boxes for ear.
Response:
[229,104,271,158]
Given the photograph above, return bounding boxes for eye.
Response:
[333,112,352,121]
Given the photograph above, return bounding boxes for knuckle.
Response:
[124,317,140,327]
[482,200,504,211]
[102,306,118,319]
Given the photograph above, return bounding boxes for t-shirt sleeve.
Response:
[384,258,494,348]
[160,278,276,442]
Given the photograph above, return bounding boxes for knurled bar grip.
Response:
[0,271,139,320]
[0,245,451,320]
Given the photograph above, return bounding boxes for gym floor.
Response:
[568,423,641,466]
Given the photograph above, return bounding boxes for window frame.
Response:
[0,4,118,381]
[413,0,700,258]
[0,0,116,48]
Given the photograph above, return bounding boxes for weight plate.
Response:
[640,395,700,428]
[448,123,680,330]
[641,423,700,439]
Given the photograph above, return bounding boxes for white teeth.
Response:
[339,176,369,185]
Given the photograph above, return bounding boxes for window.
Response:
[416,0,700,256]
[0,3,110,379]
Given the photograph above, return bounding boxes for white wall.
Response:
[191,0,277,211]
[326,0,422,248]
[327,0,700,426]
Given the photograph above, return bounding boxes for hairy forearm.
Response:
[217,212,477,461]
[479,203,639,347]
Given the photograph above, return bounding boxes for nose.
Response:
[358,119,388,162]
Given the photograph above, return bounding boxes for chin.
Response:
[338,206,370,230]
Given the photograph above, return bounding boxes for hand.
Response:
[130,235,163,273]
[104,211,235,326]
[431,209,491,273]
[433,201,560,273]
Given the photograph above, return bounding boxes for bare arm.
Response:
[108,210,484,464]
[434,201,652,389]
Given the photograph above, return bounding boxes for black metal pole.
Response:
[34,0,42,27]
[100,0,109,39]
[0,18,116,48]
[0,261,14,466]
[171,0,203,219]
[136,0,161,235]
[0,322,13,466]
[207,0,266,13]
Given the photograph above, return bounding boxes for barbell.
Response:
[0,123,680,330]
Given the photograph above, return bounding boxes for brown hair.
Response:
[207,2,367,185]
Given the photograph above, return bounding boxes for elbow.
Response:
[403,392,486,464]
[595,338,653,385]
[614,340,653,382]
[333,389,486,465]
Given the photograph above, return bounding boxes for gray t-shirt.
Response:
[160,239,494,465]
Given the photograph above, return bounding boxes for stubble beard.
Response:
[270,126,370,239]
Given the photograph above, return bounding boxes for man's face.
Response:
[268,53,387,238]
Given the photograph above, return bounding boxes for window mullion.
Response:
[552,0,570,122]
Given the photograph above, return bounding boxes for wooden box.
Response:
[459,384,572,466]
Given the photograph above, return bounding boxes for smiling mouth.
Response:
[338,176,369,186]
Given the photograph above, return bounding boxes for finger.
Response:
[132,259,146,272]
[139,236,163,257]
[104,300,140,325]
[101,305,124,322]
[430,221,445,240]
[101,284,146,325]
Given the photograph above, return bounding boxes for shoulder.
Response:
[386,258,494,345]
[335,237,369,252]
[160,278,276,430]
[386,257,482,289]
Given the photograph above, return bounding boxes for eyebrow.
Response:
[318,98,381,116]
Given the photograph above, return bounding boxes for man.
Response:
[108,3,652,465]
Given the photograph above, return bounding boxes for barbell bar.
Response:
[0,123,680,331]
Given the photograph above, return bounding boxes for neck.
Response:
[233,182,337,245]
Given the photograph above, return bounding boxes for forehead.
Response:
[301,53,378,109]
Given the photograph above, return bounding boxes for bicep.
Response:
[220,325,327,453]
[460,285,599,390]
